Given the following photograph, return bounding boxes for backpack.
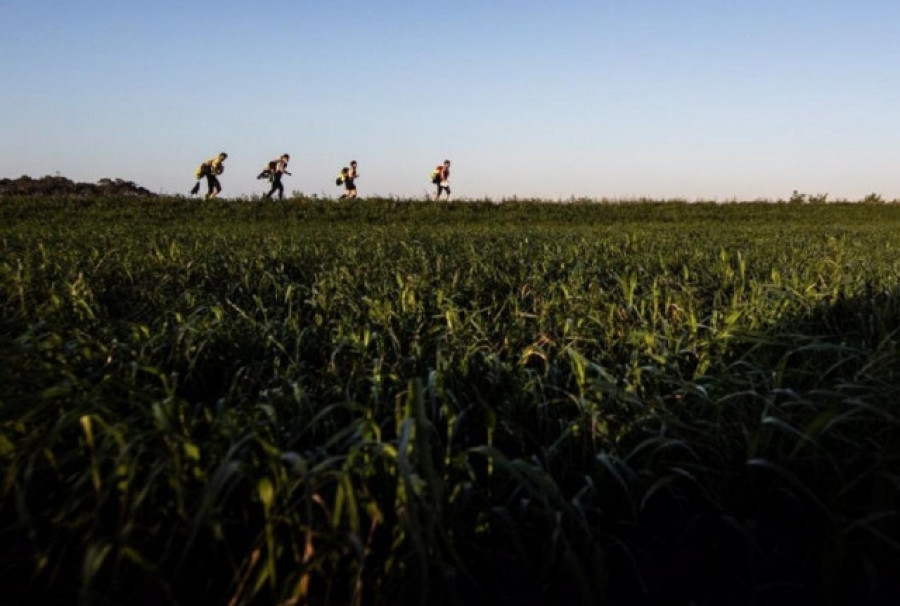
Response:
[194,164,208,179]
[335,174,344,186]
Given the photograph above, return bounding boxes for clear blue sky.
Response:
[2,0,898,200]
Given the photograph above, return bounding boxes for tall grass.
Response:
[2,197,899,604]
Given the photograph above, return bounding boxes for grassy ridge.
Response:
[2,198,900,604]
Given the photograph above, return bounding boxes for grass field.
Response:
[2,197,900,605]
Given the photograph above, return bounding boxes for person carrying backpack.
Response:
[260,154,292,200]
[339,160,358,200]
[431,159,451,201]
[190,152,227,199]
[336,167,349,189]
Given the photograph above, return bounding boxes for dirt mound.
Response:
[0,175,155,197]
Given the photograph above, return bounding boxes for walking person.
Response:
[260,154,292,200]
[431,159,451,201]
[339,160,358,200]
[190,152,227,199]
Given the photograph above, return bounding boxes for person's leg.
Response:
[267,174,282,199]
[206,175,219,199]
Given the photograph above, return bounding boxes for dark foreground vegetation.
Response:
[2,197,899,605]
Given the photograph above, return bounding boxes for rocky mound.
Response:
[0,175,155,197]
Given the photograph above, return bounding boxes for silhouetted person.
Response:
[431,159,451,201]
[191,152,227,199]
[259,154,291,200]
[340,160,358,199]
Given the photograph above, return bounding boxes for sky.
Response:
[1,0,899,200]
